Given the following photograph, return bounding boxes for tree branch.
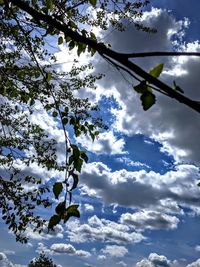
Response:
[10,0,200,114]
[121,51,200,58]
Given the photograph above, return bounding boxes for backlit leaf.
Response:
[149,63,164,78]
[140,91,156,111]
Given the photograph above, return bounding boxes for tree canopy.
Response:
[0,0,200,243]
[28,253,58,267]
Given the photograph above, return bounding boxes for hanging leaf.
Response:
[48,214,61,230]
[63,205,80,223]
[134,80,148,94]
[46,73,52,82]
[74,158,83,172]
[173,80,184,93]
[52,111,58,117]
[149,63,164,78]
[55,201,65,214]
[46,0,54,11]
[80,151,88,163]
[58,36,63,45]
[89,0,97,7]
[53,182,63,199]
[140,91,156,111]
[70,172,79,191]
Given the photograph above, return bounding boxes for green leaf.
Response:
[140,91,156,111]
[90,32,97,41]
[52,111,58,117]
[53,182,63,199]
[197,182,200,187]
[35,71,40,78]
[149,63,164,78]
[80,151,88,163]
[65,36,71,43]
[55,201,65,214]
[63,205,80,223]
[134,80,148,94]
[46,73,52,82]
[58,36,63,45]
[89,0,97,7]
[70,172,79,191]
[32,0,37,7]
[46,0,54,11]
[94,131,100,136]
[71,144,80,159]
[68,155,74,166]
[173,80,184,93]
[77,43,86,57]
[69,40,75,51]
[62,117,68,125]
[74,158,83,172]
[48,214,61,230]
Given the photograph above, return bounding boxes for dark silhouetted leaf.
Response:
[55,201,65,214]
[140,91,156,111]
[58,36,63,45]
[48,214,61,230]
[53,182,63,199]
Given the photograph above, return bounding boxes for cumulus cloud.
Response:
[0,252,26,267]
[25,224,64,240]
[120,210,179,230]
[97,255,107,261]
[76,130,126,155]
[84,203,94,212]
[90,7,200,165]
[187,259,200,267]
[117,261,127,266]
[36,243,91,258]
[115,156,150,169]
[65,215,145,244]
[136,253,171,267]
[80,162,200,216]
[135,254,200,267]
[50,243,91,258]
[101,245,128,258]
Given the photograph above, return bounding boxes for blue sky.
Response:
[1,1,200,267]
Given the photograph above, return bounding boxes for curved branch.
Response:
[10,0,200,114]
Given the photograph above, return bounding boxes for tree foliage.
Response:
[28,253,58,267]
[0,0,200,243]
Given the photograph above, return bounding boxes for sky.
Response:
[1,0,200,267]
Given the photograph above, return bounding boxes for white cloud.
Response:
[195,246,200,252]
[115,157,150,169]
[50,243,76,254]
[120,210,179,230]
[101,245,128,258]
[187,259,200,267]
[76,130,126,155]
[117,261,127,266]
[25,224,64,240]
[50,243,91,257]
[136,253,171,267]
[36,243,91,258]
[0,252,26,267]
[97,255,106,261]
[65,215,145,244]
[90,7,200,165]
[84,203,94,212]
[80,162,200,216]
